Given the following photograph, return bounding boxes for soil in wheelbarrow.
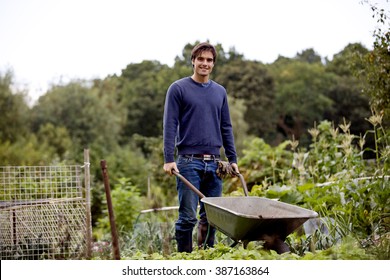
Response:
[201,196,318,253]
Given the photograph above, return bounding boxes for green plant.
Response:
[94,178,143,239]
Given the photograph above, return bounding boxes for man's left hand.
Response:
[230,163,239,175]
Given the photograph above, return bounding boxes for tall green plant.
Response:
[255,116,389,257]
[94,178,143,239]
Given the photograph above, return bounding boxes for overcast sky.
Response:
[0,0,388,102]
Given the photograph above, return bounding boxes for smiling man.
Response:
[163,42,239,252]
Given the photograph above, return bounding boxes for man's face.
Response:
[192,51,215,77]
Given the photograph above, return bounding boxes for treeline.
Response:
[0,43,381,159]
[1,38,388,227]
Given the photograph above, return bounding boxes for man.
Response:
[163,42,239,253]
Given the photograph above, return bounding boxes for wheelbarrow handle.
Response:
[232,171,249,197]
[172,169,249,197]
[172,170,206,199]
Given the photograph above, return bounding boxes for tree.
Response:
[326,43,369,76]
[0,134,58,165]
[226,97,249,157]
[36,123,72,160]
[31,81,122,154]
[325,43,372,137]
[269,56,334,145]
[215,60,276,142]
[296,48,322,64]
[118,60,172,139]
[359,1,390,120]
[0,70,30,142]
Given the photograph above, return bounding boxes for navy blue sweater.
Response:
[163,77,237,163]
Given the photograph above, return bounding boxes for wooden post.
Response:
[100,160,120,260]
[84,149,92,258]
[12,210,16,246]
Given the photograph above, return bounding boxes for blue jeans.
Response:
[175,156,222,252]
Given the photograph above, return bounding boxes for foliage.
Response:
[0,135,59,165]
[31,81,122,150]
[94,178,143,240]
[236,138,292,190]
[0,70,30,142]
[269,58,334,146]
[126,236,374,260]
[225,97,249,157]
[118,61,172,139]
[36,123,72,160]
[359,0,390,119]
[324,43,372,138]
[215,60,276,140]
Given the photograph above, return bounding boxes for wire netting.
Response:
[0,165,90,259]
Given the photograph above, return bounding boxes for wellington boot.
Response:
[197,223,215,249]
[176,230,193,253]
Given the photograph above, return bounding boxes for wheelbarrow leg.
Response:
[273,239,290,254]
[262,234,290,254]
[230,240,250,249]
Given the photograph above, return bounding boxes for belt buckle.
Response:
[203,154,213,160]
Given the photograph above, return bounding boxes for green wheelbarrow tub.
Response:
[172,170,318,253]
[201,196,318,244]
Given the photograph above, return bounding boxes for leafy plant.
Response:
[94,178,143,240]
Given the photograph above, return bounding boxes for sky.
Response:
[0,0,388,103]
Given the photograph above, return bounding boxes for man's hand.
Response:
[230,163,239,175]
[163,162,179,175]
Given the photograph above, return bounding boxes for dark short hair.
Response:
[191,42,217,62]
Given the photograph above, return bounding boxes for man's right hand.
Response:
[163,162,179,176]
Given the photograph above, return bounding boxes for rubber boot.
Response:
[198,222,216,249]
[175,230,193,253]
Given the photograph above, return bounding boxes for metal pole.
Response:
[100,160,121,260]
[84,149,92,258]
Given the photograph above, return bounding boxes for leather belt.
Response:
[183,154,220,161]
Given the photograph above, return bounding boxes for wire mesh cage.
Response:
[0,162,91,260]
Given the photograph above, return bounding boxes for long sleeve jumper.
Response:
[163,77,237,164]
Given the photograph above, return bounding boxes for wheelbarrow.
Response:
[173,170,318,254]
